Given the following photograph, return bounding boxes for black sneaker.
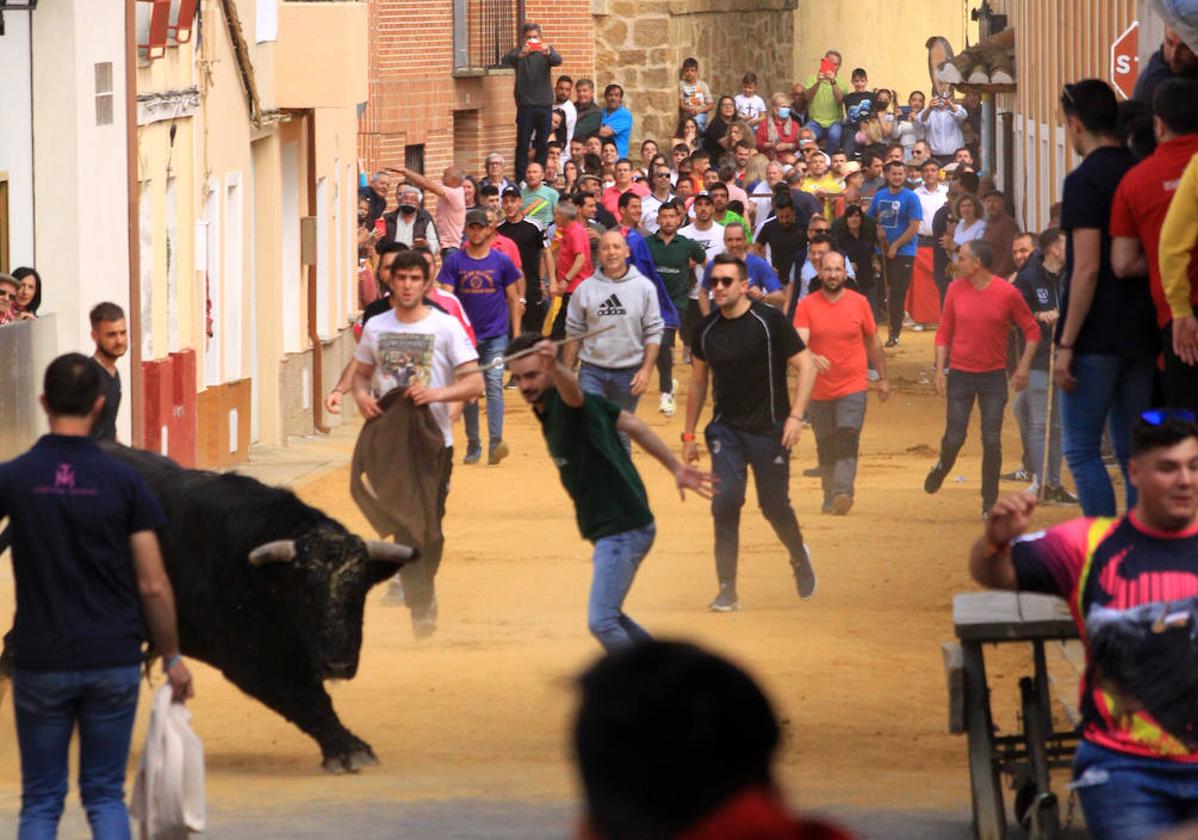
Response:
[791,545,816,600]
[1001,468,1032,482]
[924,461,948,494]
[803,466,824,478]
[464,443,483,464]
[884,336,900,348]
[708,585,740,612]
[1044,485,1079,505]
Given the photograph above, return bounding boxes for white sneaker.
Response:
[659,390,676,416]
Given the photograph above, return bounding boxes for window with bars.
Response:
[404,144,425,176]
[453,0,524,71]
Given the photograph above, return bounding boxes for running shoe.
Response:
[1044,485,1080,505]
[659,390,676,416]
[488,439,510,465]
[708,585,740,612]
[464,442,483,464]
[791,545,816,600]
[832,493,853,515]
[924,461,948,494]
[885,336,900,348]
[1001,468,1032,482]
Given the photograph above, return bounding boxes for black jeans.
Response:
[521,279,547,336]
[705,420,806,587]
[885,254,915,339]
[937,370,1007,509]
[515,105,552,184]
[1164,322,1198,412]
[398,445,453,613]
[657,328,677,393]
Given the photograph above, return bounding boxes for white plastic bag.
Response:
[129,684,206,839]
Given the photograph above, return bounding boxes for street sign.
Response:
[1111,21,1140,100]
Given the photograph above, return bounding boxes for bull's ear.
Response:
[365,541,418,566]
[248,539,298,566]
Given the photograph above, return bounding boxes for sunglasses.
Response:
[1141,408,1197,425]
[654,172,671,178]
[710,275,740,288]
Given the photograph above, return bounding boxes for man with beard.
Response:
[89,303,129,441]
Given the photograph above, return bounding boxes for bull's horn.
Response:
[365,541,418,565]
[248,539,298,566]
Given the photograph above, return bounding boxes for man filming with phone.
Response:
[504,22,562,185]
[920,88,969,166]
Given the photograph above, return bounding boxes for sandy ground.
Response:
[0,330,1093,837]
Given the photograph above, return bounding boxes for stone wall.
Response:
[593,0,797,147]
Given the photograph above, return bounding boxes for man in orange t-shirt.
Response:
[793,250,889,514]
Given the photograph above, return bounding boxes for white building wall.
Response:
[0,12,36,268]
[32,0,131,438]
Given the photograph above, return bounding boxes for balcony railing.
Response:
[453,0,524,71]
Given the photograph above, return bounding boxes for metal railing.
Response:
[453,0,524,71]
[0,314,57,461]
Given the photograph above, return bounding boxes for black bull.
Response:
[1,443,418,773]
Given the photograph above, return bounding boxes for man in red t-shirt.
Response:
[793,251,889,515]
[1110,78,1198,410]
[971,413,1198,839]
[925,239,1040,516]
[545,201,594,339]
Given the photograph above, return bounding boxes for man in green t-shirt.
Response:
[508,333,712,650]
[798,50,849,152]
[647,199,706,417]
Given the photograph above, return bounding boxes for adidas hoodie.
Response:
[566,264,664,370]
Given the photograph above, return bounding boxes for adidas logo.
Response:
[595,293,627,316]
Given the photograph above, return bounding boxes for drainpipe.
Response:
[126,0,144,446]
[305,109,329,433]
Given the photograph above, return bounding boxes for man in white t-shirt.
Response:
[353,250,482,637]
[734,72,768,127]
[679,193,727,349]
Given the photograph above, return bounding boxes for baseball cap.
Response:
[501,186,522,200]
[841,161,862,175]
[693,191,713,203]
[465,208,490,227]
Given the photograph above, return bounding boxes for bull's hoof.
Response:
[321,747,379,774]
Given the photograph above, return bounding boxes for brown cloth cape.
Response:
[349,389,446,552]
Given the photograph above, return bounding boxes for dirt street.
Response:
[0,331,1085,835]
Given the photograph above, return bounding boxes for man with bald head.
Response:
[697,223,784,314]
[793,251,889,514]
[562,231,664,452]
[398,164,468,255]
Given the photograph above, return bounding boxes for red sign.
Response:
[1111,21,1140,100]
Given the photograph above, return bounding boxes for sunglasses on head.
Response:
[1141,408,1198,425]
[711,275,740,288]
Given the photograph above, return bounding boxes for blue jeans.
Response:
[1060,352,1155,516]
[464,334,509,449]
[938,369,1007,510]
[588,523,656,650]
[13,666,141,840]
[1074,739,1198,840]
[578,362,641,453]
[706,420,806,588]
[803,119,843,152]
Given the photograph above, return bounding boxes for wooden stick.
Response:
[463,324,616,374]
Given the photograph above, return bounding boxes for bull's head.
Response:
[247,527,417,680]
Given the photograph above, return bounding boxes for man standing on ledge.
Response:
[509,334,712,650]
[970,412,1198,840]
[925,240,1039,517]
[503,22,562,184]
[684,253,818,612]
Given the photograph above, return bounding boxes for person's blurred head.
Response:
[387,249,431,310]
[733,140,753,169]
[0,274,17,315]
[692,192,714,223]
[708,254,749,310]
[807,233,833,268]
[681,56,699,83]
[770,92,791,119]
[584,135,603,157]
[651,164,672,194]
[501,186,524,220]
[1011,232,1036,271]
[604,83,624,111]
[442,165,465,188]
[618,191,642,227]
[598,230,630,276]
[909,90,926,111]
[525,162,545,189]
[555,75,574,103]
[42,353,103,420]
[774,193,796,228]
[463,209,490,247]
[90,302,128,363]
[884,159,907,188]
[574,641,780,839]
[12,267,41,314]
[1153,78,1198,141]
[614,158,634,186]
[480,183,500,212]
[671,143,689,168]
[369,170,390,199]
[765,160,784,185]
[576,78,595,106]
[741,71,757,95]
[850,67,868,91]
[601,139,620,165]
[1039,227,1066,266]
[864,153,884,180]
[1163,25,1198,75]
[675,178,694,200]
[376,241,406,285]
[554,199,579,229]
[818,249,847,294]
[1129,411,1198,531]
[911,140,932,165]
[829,151,847,176]
[1061,79,1119,153]
[723,222,747,257]
[844,203,865,232]
[955,238,994,279]
[657,199,683,237]
[810,154,828,178]
[921,159,941,190]
[807,214,830,239]
[716,95,737,122]
[485,152,506,179]
[953,147,974,167]
[823,50,842,74]
[956,193,981,222]
[982,191,1006,220]
[574,191,599,221]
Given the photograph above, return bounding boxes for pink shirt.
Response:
[435,185,466,250]
[601,181,650,218]
[492,234,523,270]
[428,288,477,346]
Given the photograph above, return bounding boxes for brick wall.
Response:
[360,0,595,203]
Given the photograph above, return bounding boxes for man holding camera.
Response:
[503,22,562,184]
[919,90,969,166]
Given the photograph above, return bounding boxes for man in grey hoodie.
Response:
[563,231,664,452]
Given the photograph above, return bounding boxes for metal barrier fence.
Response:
[0,314,57,461]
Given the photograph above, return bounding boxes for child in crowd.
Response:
[734,72,768,128]
[678,57,714,133]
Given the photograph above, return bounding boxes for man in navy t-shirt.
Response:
[868,160,922,347]
[0,353,193,837]
[437,207,522,465]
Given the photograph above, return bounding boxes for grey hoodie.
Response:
[566,264,664,369]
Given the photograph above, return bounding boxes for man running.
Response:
[508,333,712,650]
[683,253,818,611]
[793,251,889,515]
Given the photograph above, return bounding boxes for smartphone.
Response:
[374,217,386,236]
[819,57,836,76]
